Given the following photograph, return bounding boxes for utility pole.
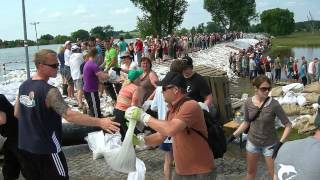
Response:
[22,0,30,79]
[30,22,40,49]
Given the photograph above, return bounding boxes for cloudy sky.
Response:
[0,0,319,40]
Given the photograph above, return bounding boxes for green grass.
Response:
[272,32,320,48]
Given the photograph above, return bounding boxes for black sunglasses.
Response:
[259,87,271,92]
[41,63,59,69]
[162,86,174,92]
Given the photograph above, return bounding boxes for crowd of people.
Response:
[1,32,319,180]
[229,37,320,86]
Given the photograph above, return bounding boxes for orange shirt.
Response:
[115,83,137,111]
[167,97,214,175]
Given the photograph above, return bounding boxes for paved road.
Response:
[0,143,270,180]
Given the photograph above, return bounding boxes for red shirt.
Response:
[135,40,143,52]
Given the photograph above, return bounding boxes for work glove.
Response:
[112,67,122,76]
[132,134,145,146]
[227,134,236,144]
[269,141,283,159]
[125,106,151,126]
[198,102,209,112]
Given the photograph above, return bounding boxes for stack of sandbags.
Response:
[281,104,316,116]
[292,114,317,134]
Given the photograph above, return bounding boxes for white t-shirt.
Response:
[69,53,84,80]
[64,49,72,66]
[308,61,316,74]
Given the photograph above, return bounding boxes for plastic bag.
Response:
[104,120,137,173]
[85,131,106,160]
[127,158,146,180]
[105,132,122,151]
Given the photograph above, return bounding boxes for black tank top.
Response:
[18,79,62,154]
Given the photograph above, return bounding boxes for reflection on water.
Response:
[270,47,320,62]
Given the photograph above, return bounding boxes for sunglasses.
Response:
[41,63,59,69]
[162,86,174,92]
[259,87,271,92]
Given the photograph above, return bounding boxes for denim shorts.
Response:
[246,140,274,157]
[159,143,172,152]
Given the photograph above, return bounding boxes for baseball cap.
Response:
[156,71,187,90]
[71,44,80,51]
[64,40,71,46]
[182,56,193,68]
[128,69,143,82]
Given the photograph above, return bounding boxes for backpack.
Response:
[177,97,227,159]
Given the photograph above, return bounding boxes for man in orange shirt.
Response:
[125,72,216,180]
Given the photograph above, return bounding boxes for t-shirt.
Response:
[117,41,128,53]
[0,94,18,141]
[167,97,214,175]
[104,47,118,69]
[64,49,71,66]
[249,58,256,71]
[151,87,167,120]
[69,53,84,80]
[274,57,281,69]
[245,97,290,146]
[135,40,143,52]
[83,60,100,92]
[185,73,211,103]
[275,137,320,180]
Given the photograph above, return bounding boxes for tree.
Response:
[52,35,70,44]
[197,23,205,33]
[206,21,223,33]
[71,29,90,41]
[176,27,189,35]
[137,15,156,38]
[90,26,105,40]
[190,26,197,35]
[131,0,188,36]
[260,8,295,36]
[204,0,256,31]
[40,34,54,41]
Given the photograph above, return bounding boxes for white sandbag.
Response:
[105,132,122,151]
[281,91,297,104]
[282,83,303,94]
[296,95,306,106]
[104,120,137,173]
[85,131,106,160]
[108,69,120,83]
[127,158,146,180]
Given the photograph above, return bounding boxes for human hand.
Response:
[99,117,120,134]
[125,106,151,126]
[132,134,145,146]
[269,141,283,159]
[227,134,236,144]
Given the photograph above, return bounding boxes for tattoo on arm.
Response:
[46,88,69,116]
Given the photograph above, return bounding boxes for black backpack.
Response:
[178,98,227,159]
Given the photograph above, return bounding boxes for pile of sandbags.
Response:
[271,82,320,134]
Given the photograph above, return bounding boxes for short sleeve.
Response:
[273,100,290,125]
[198,76,211,97]
[110,49,117,59]
[175,101,201,127]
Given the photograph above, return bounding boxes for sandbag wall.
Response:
[194,65,233,124]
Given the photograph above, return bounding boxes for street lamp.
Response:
[30,22,40,49]
[22,0,30,79]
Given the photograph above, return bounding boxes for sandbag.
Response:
[127,158,146,180]
[281,104,316,116]
[270,86,283,97]
[302,82,320,93]
[104,120,137,173]
[292,114,317,134]
[85,131,106,160]
[304,93,320,103]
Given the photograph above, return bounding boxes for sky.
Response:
[0,0,319,41]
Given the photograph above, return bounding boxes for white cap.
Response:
[64,40,71,46]
[71,44,80,51]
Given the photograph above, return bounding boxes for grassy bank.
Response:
[272,32,320,48]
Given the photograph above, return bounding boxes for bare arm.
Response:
[233,121,250,136]
[46,88,120,133]
[107,57,117,70]
[14,96,20,119]
[96,71,109,79]
[280,123,292,143]
[131,88,140,106]
[146,117,187,137]
[0,111,6,125]
[149,71,159,88]
[144,132,167,146]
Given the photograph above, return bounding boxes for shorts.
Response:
[173,169,217,180]
[159,143,172,152]
[19,150,68,180]
[74,79,83,90]
[246,140,274,157]
[64,66,74,85]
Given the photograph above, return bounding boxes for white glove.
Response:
[198,102,209,112]
[125,106,151,126]
[142,100,153,111]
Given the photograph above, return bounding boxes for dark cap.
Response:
[156,72,187,89]
[182,56,193,68]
